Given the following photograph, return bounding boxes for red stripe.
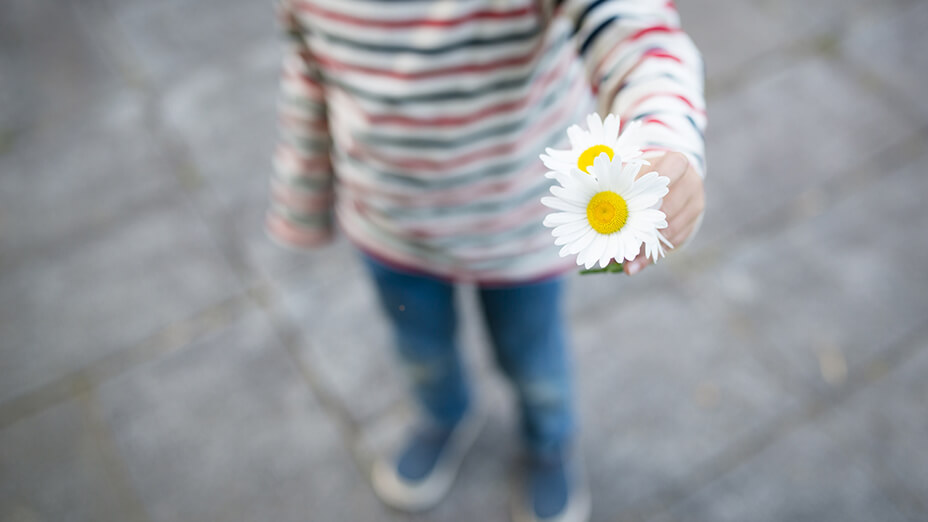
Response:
[626,91,702,113]
[597,49,684,104]
[638,116,671,128]
[266,212,332,247]
[275,144,332,172]
[339,159,548,209]
[591,30,682,86]
[346,76,586,171]
[313,44,544,80]
[280,113,328,132]
[627,25,680,42]
[367,48,573,127]
[282,69,324,94]
[294,1,535,28]
[641,48,683,63]
[271,180,333,210]
[344,217,575,286]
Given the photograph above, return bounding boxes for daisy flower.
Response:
[540,113,643,177]
[541,154,672,270]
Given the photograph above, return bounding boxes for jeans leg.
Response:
[362,256,469,427]
[477,278,574,457]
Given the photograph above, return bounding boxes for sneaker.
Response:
[371,409,485,511]
[511,451,590,522]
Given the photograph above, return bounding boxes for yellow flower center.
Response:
[586,191,628,234]
[577,144,614,173]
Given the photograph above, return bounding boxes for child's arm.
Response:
[559,0,706,273]
[265,0,335,249]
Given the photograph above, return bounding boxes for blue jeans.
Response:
[362,255,575,456]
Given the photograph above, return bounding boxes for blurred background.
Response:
[1,0,927,521]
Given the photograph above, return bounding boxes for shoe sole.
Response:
[510,467,591,522]
[371,409,486,512]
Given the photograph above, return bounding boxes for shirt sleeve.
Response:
[265,0,335,249]
[558,0,707,176]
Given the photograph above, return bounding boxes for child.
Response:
[266,1,706,520]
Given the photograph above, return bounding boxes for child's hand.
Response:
[623,152,704,276]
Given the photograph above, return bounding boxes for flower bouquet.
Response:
[540,113,672,275]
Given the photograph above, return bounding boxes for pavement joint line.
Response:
[69,0,152,91]
[833,51,928,131]
[688,125,928,268]
[78,390,153,522]
[105,7,372,476]
[0,290,256,432]
[634,317,928,522]
[258,302,371,478]
[706,27,845,102]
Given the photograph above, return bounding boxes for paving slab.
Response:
[675,148,928,392]
[697,55,918,249]
[676,0,790,84]
[648,420,912,522]
[814,340,928,519]
[0,0,126,134]
[103,0,278,88]
[0,192,240,404]
[0,89,176,272]
[271,256,408,424]
[568,278,800,518]
[0,396,146,522]
[95,309,401,522]
[841,0,928,121]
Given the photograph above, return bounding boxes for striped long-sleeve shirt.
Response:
[266,0,706,283]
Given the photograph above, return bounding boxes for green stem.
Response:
[578,260,624,275]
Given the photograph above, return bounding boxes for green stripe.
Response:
[355,71,573,150]
[319,29,570,104]
[332,97,591,190]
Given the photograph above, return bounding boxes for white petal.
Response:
[552,219,591,237]
[603,113,620,141]
[554,225,593,246]
[627,235,646,261]
[589,153,614,180]
[566,125,586,148]
[586,113,604,137]
[659,231,674,248]
[587,235,609,269]
[543,212,585,227]
[541,155,575,175]
[541,196,585,213]
[566,228,598,255]
[550,185,591,207]
[612,232,626,263]
[599,234,617,268]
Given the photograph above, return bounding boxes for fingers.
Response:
[665,201,703,246]
[661,168,700,218]
[654,151,690,183]
[624,151,704,276]
[623,244,651,276]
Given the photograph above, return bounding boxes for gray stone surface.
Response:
[678,150,928,391]
[649,422,912,522]
[571,283,800,519]
[815,341,928,518]
[697,55,918,249]
[677,0,789,84]
[0,192,240,404]
[2,0,928,521]
[95,310,398,522]
[842,0,928,121]
[0,396,147,522]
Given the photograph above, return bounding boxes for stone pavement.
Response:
[1,0,926,520]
